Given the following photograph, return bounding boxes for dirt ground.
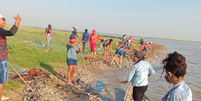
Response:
[3,42,168,101]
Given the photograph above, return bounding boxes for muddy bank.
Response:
[10,41,168,101]
[22,78,101,101]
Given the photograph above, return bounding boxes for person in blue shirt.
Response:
[161,51,192,101]
[66,34,82,85]
[100,38,108,46]
[121,51,155,101]
[81,29,89,54]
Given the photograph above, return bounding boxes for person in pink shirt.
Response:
[142,42,152,56]
[128,36,134,49]
[45,24,52,48]
[88,30,104,55]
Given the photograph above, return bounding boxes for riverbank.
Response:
[3,25,168,101]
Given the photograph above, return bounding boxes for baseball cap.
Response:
[70,34,76,39]
[48,24,52,28]
[73,27,77,29]
[85,29,88,31]
[133,51,145,60]
[0,14,4,19]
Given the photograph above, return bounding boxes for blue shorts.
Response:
[103,43,106,47]
[103,43,110,47]
[0,59,8,84]
[143,46,147,52]
[115,49,124,56]
[67,58,77,66]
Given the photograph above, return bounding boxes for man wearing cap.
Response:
[81,29,89,54]
[121,51,155,101]
[72,27,79,40]
[0,14,21,101]
[66,34,82,85]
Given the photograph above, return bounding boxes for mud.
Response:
[20,42,168,101]
[22,77,101,101]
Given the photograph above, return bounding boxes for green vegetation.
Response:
[4,79,21,90]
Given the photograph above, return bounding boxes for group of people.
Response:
[66,27,192,101]
[0,13,192,101]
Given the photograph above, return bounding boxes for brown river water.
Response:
[92,37,201,101]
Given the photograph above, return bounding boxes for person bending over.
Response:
[103,39,113,62]
[142,42,152,56]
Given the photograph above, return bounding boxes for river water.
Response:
[145,38,201,101]
[95,37,201,101]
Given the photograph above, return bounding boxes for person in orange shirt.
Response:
[88,30,104,55]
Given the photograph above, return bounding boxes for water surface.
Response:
[95,37,201,101]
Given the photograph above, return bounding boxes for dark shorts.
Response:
[103,43,110,47]
[67,58,77,66]
[143,46,147,52]
[115,49,124,56]
[103,43,106,47]
[0,59,8,84]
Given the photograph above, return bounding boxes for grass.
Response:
[3,25,141,91]
[4,79,21,91]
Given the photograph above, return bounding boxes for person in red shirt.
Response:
[0,14,21,101]
[88,30,104,55]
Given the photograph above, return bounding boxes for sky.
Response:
[1,0,201,42]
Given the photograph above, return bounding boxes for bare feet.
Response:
[106,57,109,62]
[119,66,122,68]
[108,62,112,66]
[67,82,74,85]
